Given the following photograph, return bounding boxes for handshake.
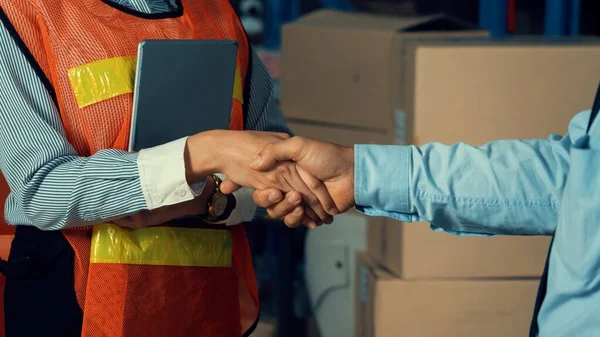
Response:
[190,130,356,229]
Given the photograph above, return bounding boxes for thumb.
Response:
[250,137,304,171]
[220,180,242,195]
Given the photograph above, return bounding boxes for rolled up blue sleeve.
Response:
[354,112,589,236]
[354,145,413,218]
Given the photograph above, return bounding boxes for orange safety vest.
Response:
[0,1,258,336]
[0,177,14,336]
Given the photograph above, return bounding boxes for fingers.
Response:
[282,207,321,229]
[302,206,324,228]
[252,188,285,208]
[285,166,333,224]
[263,191,302,218]
[296,166,338,215]
[259,162,332,224]
[283,205,305,228]
[250,137,305,171]
[220,180,243,195]
[253,190,324,229]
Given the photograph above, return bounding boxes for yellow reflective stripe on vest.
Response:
[68,56,137,108]
[68,56,244,108]
[90,223,232,267]
[233,67,244,104]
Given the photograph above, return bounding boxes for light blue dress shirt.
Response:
[354,108,600,335]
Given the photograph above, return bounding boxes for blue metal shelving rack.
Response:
[479,0,581,36]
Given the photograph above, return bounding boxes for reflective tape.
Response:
[233,66,244,103]
[91,223,232,267]
[68,56,137,108]
[68,56,244,108]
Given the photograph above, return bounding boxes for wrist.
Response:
[343,146,356,206]
[185,131,222,183]
[184,177,216,216]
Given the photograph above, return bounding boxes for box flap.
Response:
[401,13,479,32]
[293,9,477,32]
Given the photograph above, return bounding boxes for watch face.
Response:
[212,195,228,217]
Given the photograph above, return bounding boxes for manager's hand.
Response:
[244,137,356,228]
[190,130,334,227]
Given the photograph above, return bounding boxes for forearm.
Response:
[4,133,252,229]
[3,148,146,229]
[0,24,149,229]
[355,136,571,236]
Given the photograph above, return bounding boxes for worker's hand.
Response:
[241,137,356,228]
[113,178,216,229]
[252,189,323,229]
[187,130,335,226]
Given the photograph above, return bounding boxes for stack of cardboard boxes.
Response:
[281,10,600,337]
[281,10,488,146]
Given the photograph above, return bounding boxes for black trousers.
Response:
[4,226,83,337]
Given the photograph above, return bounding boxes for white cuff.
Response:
[137,140,256,223]
[137,137,197,210]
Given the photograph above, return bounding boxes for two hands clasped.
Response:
[114,130,355,229]
[218,131,356,229]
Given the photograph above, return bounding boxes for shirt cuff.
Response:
[354,144,412,214]
[137,137,197,210]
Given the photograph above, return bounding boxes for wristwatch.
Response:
[201,174,237,223]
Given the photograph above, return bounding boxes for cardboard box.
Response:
[355,252,539,337]
[281,10,487,134]
[401,39,600,145]
[370,219,550,278]
[367,39,600,278]
[287,121,392,147]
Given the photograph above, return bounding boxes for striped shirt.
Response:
[0,0,289,230]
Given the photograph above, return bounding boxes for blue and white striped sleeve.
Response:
[0,21,196,230]
[244,48,291,135]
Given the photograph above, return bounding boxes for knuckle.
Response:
[291,136,304,144]
[262,142,275,154]
[253,192,268,206]
[267,208,282,220]
[294,136,308,147]
[273,166,293,185]
[306,177,323,190]
[283,218,294,228]
[278,163,294,175]
[287,191,302,205]
[266,174,280,187]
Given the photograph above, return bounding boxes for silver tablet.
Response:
[129,39,238,152]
